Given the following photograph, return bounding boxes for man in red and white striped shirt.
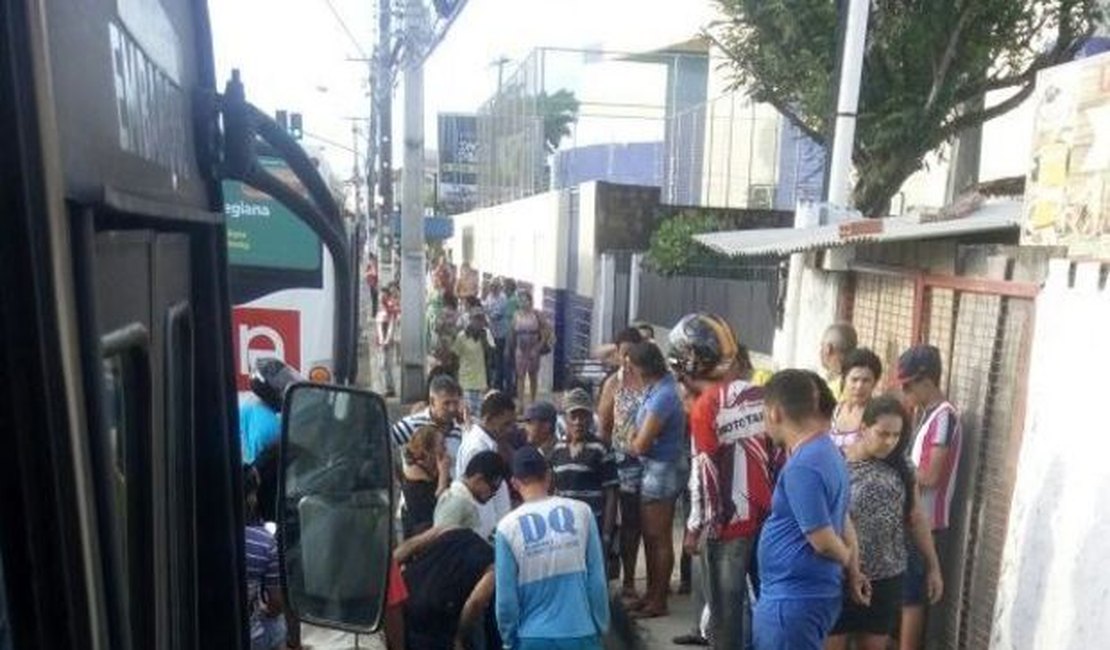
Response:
[898,344,962,650]
[668,313,778,649]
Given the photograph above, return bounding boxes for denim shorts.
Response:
[640,457,681,502]
[615,453,644,494]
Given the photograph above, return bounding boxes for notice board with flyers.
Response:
[1024,52,1110,259]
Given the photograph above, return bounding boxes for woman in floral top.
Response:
[597,327,647,599]
[826,395,943,650]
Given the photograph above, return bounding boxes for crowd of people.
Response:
[374,307,962,650]
[376,254,556,412]
[245,263,965,650]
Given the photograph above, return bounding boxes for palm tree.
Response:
[537,89,579,154]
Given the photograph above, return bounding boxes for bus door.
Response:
[0,1,361,649]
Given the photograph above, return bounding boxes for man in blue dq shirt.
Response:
[755,370,867,650]
[495,446,610,650]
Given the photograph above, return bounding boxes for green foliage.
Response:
[537,89,580,154]
[713,0,1102,216]
[645,212,727,276]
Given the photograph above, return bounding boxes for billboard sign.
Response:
[224,156,322,270]
[438,113,479,214]
[1023,52,1110,258]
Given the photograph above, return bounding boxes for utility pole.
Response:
[825,0,870,207]
[350,121,364,219]
[375,0,396,282]
[399,0,428,402]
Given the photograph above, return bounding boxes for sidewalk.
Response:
[302,523,699,649]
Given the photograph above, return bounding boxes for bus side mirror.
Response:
[279,383,393,632]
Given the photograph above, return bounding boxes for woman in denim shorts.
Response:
[626,341,686,618]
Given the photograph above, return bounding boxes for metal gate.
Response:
[847,262,1038,650]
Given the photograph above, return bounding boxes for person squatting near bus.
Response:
[826,395,943,650]
[671,313,778,649]
[595,327,648,603]
[395,525,499,649]
[755,370,866,650]
[626,341,686,618]
[495,446,611,650]
[830,348,883,450]
[897,345,962,650]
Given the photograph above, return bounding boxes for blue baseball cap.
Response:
[896,345,942,385]
[523,401,557,424]
[511,445,549,480]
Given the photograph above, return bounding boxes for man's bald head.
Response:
[820,322,858,375]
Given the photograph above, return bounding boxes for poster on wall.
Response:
[1023,52,1110,259]
[438,113,479,215]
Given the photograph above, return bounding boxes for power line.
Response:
[304,129,357,153]
[321,0,368,59]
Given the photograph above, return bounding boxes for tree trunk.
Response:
[852,154,925,218]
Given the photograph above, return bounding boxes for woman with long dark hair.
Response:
[626,342,686,618]
[825,396,943,650]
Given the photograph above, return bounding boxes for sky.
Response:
[209,0,716,178]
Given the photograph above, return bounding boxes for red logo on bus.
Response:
[233,307,301,390]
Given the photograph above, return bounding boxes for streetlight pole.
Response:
[399,0,428,401]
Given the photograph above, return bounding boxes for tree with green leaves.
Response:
[712,0,1102,216]
[537,89,580,154]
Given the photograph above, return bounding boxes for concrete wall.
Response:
[990,260,1110,650]
[448,189,570,304]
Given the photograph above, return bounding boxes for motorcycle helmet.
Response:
[666,313,740,381]
[249,357,303,412]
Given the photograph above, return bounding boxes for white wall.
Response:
[447,190,570,305]
[446,190,573,393]
[991,260,1110,649]
[576,183,599,297]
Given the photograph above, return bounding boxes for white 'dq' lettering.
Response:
[239,324,286,376]
[519,505,577,544]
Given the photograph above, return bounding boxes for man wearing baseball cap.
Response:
[522,401,558,457]
[896,344,962,650]
[495,446,610,650]
[549,389,619,549]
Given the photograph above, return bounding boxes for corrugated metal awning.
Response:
[695,200,1022,257]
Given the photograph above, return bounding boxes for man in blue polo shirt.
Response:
[755,370,865,650]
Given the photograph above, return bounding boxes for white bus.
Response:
[225,155,350,395]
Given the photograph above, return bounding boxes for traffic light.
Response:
[275,110,289,131]
[290,112,303,140]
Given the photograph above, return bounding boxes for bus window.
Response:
[100,324,154,650]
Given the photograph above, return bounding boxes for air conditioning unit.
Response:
[748,185,774,209]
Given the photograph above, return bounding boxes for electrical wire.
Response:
[321,0,368,59]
